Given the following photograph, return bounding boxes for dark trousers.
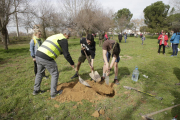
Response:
[119,39,122,42]
[158,44,165,54]
[172,44,178,55]
[34,61,45,76]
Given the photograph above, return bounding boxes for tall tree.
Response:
[114,8,133,33]
[143,1,170,33]
[0,0,27,50]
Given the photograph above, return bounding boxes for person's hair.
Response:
[32,29,41,39]
[86,34,94,42]
[112,43,120,57]
[173,29,179,35]
[62,29,71,36]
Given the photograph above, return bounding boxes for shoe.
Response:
[171,55,174,57]
[71,73,78,79]
[51,90,63,99]
[33,90,45,95]
[101,76,105,82]
[114,79,120,85]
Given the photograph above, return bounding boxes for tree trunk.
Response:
[15,12,19,37]
[6,29,9,44]
[41,22,46,39]
[1,27,9,50]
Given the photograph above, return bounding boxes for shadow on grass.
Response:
[118,67,130,81]
[173,67,180,81]
[171,90,180,119]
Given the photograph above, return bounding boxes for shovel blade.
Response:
[79,76,90,87]
[89,71,101,82]
[105,76,109,85]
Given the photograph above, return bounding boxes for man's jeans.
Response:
[34,56,59,96]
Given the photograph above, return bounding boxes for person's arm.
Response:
[103,49,109,72]
[170,34,176,41]
[58,39,75,68]
[30,39,36,61]
[165,35,168,41]
[106,56,116,76]
[158,35,162,40]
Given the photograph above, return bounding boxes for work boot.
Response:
[51,90,63,99]
[71,73,78,79]
[114,79,120,85]
[100,76,105,82]
[33,90,45,95]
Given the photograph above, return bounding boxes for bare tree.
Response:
[114,16,129,34]
[25,0,54,39]
[93,9,114,33]
[0,0,28,50]
[49,12,66,34]
[130,18,144,33]
[60,0,113,36]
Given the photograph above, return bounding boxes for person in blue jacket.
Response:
[170,29,180,56]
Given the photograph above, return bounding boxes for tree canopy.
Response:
[113,8,133,33]
[143,1,170,33]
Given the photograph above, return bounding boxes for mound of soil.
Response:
[55,80,115,103]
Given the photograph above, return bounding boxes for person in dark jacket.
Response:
[118,33,122,43]
[71,34,96,79]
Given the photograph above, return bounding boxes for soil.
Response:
[55,80,115,103]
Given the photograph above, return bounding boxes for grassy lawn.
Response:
[0,35,180,120]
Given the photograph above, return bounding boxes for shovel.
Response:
[73,66,90,87]
[83,49,101,82]
[123,86,163,100]
[78,75,91,87]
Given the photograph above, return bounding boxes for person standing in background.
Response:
[124,32,127,43]
[29,29,48,78]
[170,29,180,56]
[104,32,108,41]
[158,31,168,55]
[141,34,146,45]
[118,33,122,43]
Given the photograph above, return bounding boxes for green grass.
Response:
[0,35,180,120]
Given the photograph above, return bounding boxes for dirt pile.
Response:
[55,80,115,103]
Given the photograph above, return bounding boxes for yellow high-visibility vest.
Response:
[38,34,66,59]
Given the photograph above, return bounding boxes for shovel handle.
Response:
[83,49,93,69]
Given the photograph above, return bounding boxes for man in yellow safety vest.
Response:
[33,30,75,99]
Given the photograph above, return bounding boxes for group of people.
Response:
[30,28,179,99]
[30,30,121,99]
[157,29,180,56]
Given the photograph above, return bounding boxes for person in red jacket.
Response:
[158,31,168,55]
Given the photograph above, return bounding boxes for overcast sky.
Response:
[99,0,170,19]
